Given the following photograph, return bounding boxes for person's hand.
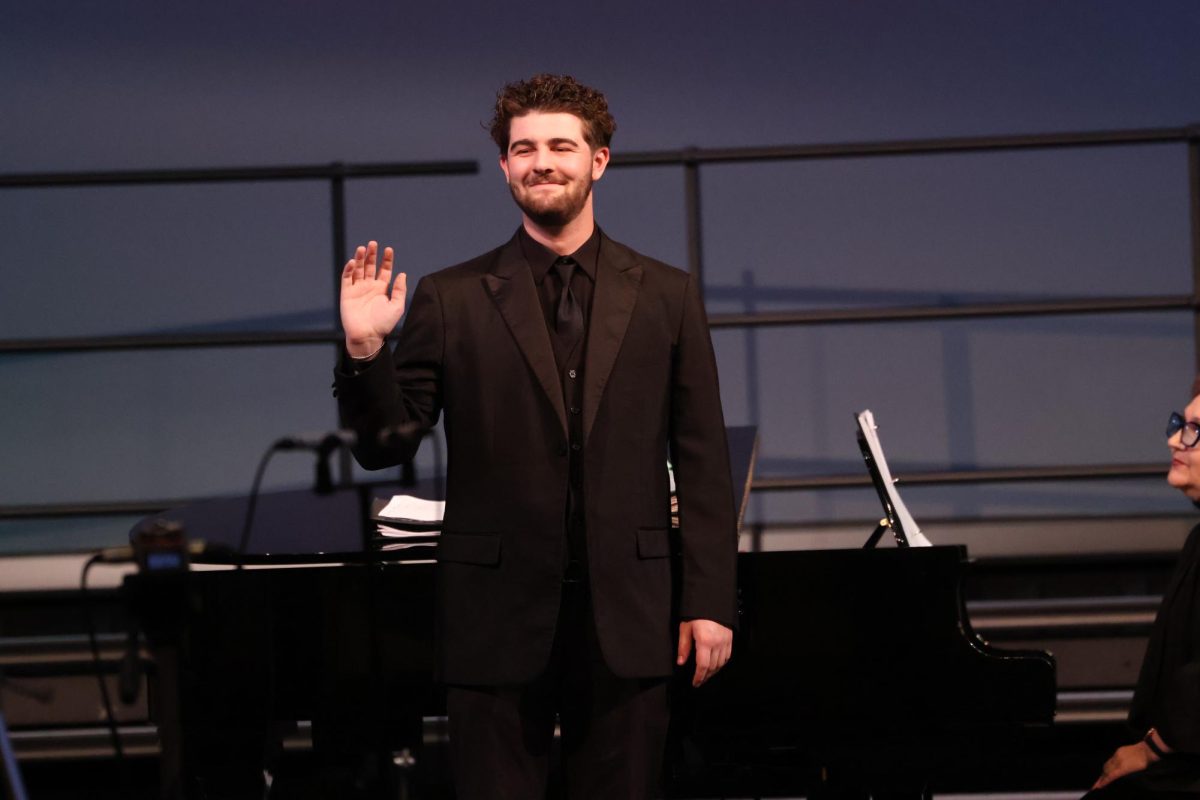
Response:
[341,241,407,358]
[677,619,733,687]
[1092,742,1155,790]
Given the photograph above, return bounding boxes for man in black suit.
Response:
[334,74,736,799]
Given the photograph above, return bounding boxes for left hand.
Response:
[1093,742,1155,790]
[677,619,733,687]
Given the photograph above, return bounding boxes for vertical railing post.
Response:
[1188,134,1200,376]
[330,164,353,485]
[683,148,704,293]
[330,163,348,327]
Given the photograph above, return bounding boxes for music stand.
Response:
[856,410,931,549]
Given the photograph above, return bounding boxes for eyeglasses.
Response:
[1167,412,1200,447]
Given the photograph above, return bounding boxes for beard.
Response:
[509,172,593,228]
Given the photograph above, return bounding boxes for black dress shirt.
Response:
[519,225,600,352]
[518,226,601,584]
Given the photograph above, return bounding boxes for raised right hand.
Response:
[340,241,407,358]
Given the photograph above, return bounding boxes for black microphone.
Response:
[275,427,420,494]
[276,430,357,451]
[273,432,359,495]
[280,425,421,450]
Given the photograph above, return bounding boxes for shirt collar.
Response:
[519,225,601,285]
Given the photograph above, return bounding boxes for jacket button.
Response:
[568,369,577,379]
[571,443,581,452]
[570,406,580,415]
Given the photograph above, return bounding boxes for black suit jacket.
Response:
[335,230,737,686]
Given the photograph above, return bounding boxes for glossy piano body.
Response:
[126,554,441,798]
[127,541,1054,798]
[126,420,1054,797]
[670,545,1056,797]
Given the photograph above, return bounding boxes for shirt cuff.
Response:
[340,344,384,376]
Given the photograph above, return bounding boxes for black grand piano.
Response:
[125,426,1054,799]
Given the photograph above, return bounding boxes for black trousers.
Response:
[446,582,670,800]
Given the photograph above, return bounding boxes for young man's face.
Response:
[499,111,610,229]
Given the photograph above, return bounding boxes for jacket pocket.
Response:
[438,531,502,566]
[636,527,670,559]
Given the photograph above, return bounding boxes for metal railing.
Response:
[0,159,479,355]
[2,125,1198,522]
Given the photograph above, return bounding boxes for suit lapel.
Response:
[483,235,568,435]
[583,235,643,443]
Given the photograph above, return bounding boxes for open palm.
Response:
[340,240,407,358]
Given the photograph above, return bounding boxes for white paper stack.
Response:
[372,495,444,550]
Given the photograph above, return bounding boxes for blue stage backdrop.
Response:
[2,0,1199,553]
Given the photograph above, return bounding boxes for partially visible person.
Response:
[1086,390,1200,797]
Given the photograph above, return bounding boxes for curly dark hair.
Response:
[489,74,616,154]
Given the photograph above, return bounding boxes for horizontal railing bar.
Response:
[2,296,1191,355]
[707,295,1194,328]
[11,724,160,760]
[752,463,1165,492]
[4,128,1190,188]
[1055,689,1133,724]
[0,633,128,664]
[611,125,1200,167]
[973,610,1155,631]
[968,595,1161,615]
[0,474,419,520]
[1058,689,1135,707]
[0,464,1167,520]
[0,330,348,354]
[967,595,1160,632]
[0,160,479,188]
[0,500,188,519]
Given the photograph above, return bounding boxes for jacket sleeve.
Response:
[669,271,739,628]
[1155,527,1200,752]
[333,274,444,470]
[1128,525,1200,753]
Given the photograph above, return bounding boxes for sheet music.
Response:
[377,495,445,524]
[373,494,444,539]
[855,410,932,547]
[377,540,439,551]
[376,525,441,539]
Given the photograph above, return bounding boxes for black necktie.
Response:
[552,258,583,354]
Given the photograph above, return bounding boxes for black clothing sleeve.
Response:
[334,275,444,469]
